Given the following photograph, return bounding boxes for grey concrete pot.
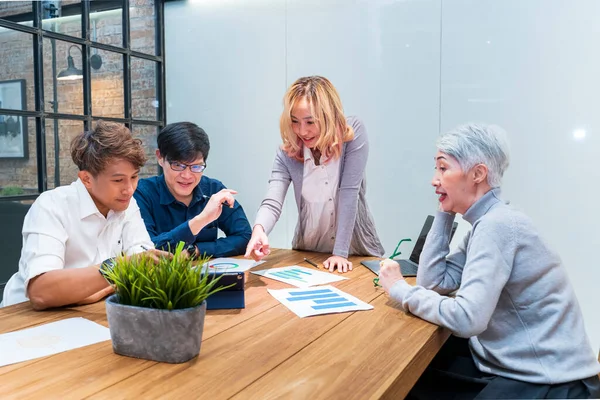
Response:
[105,294,207,363]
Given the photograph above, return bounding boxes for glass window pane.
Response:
[0,115,37,195]
[91,49,124,118]
[0,29,34,111]
[0,1,32,23]
[44,38,84,115]
[41,1,82,38]
[132,57,158,120]
[91,2,123,48]
[130,0,156,55]
[131,125,159,179]
[45,119,84,189]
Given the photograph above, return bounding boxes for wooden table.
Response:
[0,249,450,399]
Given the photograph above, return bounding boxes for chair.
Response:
[0,200,30,298]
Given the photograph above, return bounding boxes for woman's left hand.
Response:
[378,259,404,293]
[324,255,353,273]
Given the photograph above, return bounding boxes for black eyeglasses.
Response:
[168,160,206,173]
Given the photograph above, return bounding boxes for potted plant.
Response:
[103,242,232,363]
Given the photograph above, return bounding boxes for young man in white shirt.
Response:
[1,121,164,310]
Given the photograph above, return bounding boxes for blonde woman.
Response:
[245,76,384,272]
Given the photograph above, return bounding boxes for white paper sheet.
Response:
[201,258,264,273]
[0,317,111,367]
[251,265,347,288]
[268,285,373,318]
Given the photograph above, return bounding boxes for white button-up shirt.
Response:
[2,179,153,306]
[299,146,341,253]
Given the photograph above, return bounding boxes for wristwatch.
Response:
[186,244,198,259]
[99,257,117,283]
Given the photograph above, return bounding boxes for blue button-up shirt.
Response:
[134,175,252,258]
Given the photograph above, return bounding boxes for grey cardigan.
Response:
[390,188,600,384]
[254,116,384,258]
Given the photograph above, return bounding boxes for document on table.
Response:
[201,258,265,273]
[251,266,347,288]
[268,285,373,318]
[0,317,111,367]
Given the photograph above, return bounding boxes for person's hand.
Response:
[324,255,353,273]
[76,285,114,305]
[244,225,270,261]
[144,248,173,263]
[378,259,404,293]
[197,189,237,225]
[129,248,172,263]
[184,244,198,260]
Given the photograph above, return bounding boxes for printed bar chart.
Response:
[269,268,312,283]
[252,266,347,288]
[268,285,373,318]
[287,289,356,310]
[287,292,339,301]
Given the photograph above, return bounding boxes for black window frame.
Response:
[0,0,166,201]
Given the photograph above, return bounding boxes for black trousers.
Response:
[407,336,600,400]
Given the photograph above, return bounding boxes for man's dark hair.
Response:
[157,122,210,163]
[70,121,147,176]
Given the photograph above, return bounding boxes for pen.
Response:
[203,194,232,206]
[303,257,319,269]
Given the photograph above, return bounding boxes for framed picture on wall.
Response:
[0,79,28,159]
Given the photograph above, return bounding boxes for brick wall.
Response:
[133,124,160,179]
[0,24,37,192]
[0,0,159,193]
[0,1,31,19]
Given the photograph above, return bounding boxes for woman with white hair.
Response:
[379,124,600,398]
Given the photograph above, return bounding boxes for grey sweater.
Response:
[390,188,600,384]
[254,116,384,258]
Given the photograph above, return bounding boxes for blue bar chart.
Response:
[268,285,373,318]
[287,289,357,310]
[251,266,347,288]
[269,268,312,283]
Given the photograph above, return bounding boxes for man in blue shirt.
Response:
[134,122,252,258]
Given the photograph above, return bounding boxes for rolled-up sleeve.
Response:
[20,200,68,291]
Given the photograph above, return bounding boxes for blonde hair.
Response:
[280,76,354,162]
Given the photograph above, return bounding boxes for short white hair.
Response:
[436,123,510,188]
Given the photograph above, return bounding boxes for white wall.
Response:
[165,0,599,354]
[439,0,600,355]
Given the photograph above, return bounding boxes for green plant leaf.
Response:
[107,241,237,310]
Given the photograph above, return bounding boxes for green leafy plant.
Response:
[104,242,234,310]
[1,186,24,196]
